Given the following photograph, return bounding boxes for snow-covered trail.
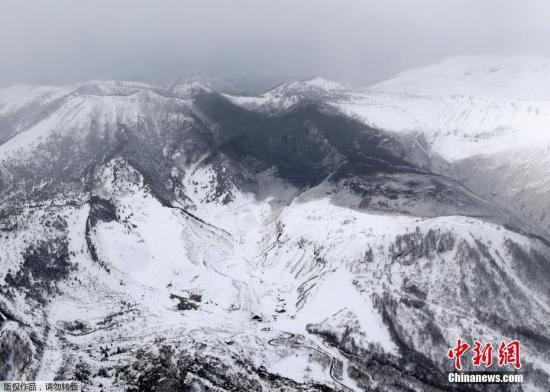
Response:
[268,331,358,392]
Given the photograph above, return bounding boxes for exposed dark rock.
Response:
[170,294,200,311]
[4,237,74,304]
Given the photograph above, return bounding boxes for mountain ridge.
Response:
[0,57,549,391]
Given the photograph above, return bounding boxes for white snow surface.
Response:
[217,56,550,161]
[223,76,351,114]
[334,55,550,161]
[20,171,543,390]
[0,81,194,160]
[2,61,550,390]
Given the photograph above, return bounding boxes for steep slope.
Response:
[337,56,550,160]
[224,76,353,115]
[331,56,550,236]
[0,80,549,392]
[224,59,550,236]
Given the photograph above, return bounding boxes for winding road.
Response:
[268,332,356,392]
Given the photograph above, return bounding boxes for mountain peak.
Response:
[169,80,211,97]
[171,76,244,95]
[372,54,550,100]
[267,76,349,97]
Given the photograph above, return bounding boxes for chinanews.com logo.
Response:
[446,339,524,384]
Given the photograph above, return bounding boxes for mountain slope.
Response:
[289,56,550,238]
[223,57,550,237]
[0,78,549,392]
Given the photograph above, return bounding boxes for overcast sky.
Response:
[1,0,549,88]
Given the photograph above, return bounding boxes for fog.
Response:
[1,0,549,88]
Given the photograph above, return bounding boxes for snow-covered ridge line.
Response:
[371,55,550,100]
[1,57,550,389]
[3,55,550,162]
[331,55,550,162]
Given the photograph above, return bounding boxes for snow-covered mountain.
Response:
[330,55,550,238]
[224,76,354,115]
[336,56,550,159]
[1,60,549,392]
[224,56,550,236]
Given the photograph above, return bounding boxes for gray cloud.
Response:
[1,0,549,87]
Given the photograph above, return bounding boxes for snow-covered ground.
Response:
[4,159,547,390]
[333,55,550,236]
[1,58,550,390]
